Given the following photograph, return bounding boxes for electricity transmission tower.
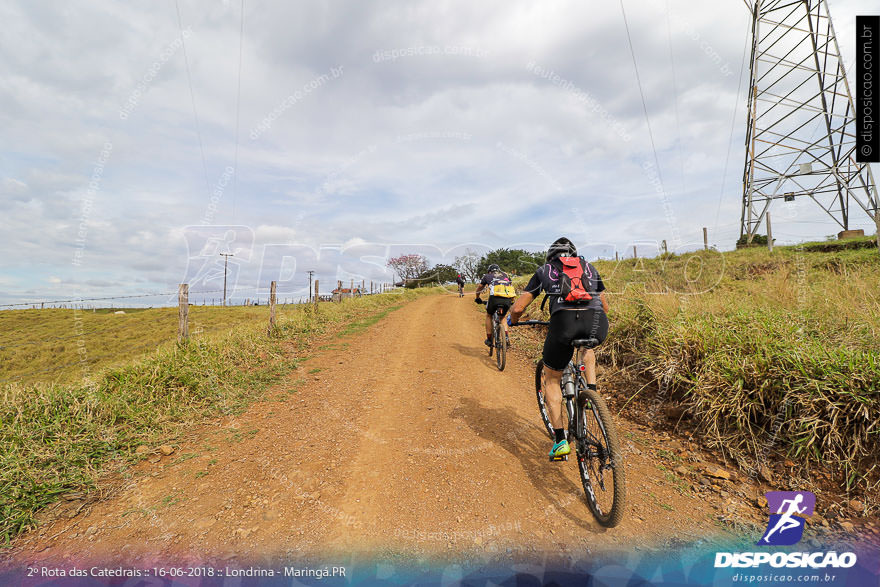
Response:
[741,0,878,245]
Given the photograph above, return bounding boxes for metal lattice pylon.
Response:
[741,0,878,243]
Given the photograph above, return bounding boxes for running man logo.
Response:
[758,491,815,546]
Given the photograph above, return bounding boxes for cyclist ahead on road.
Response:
[474,264,516,348]
[507,237,610,459]
[455,273,466,296]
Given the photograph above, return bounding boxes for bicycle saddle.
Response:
[571,338,600,349]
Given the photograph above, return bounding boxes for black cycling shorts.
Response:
[486,295,513,316]
[542,309,609,371]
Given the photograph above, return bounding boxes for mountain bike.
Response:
[478,299,507,371]
[511,320,625,528]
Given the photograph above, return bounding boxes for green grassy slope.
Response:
[518,244,879,491]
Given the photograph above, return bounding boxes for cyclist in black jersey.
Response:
[507,237,610,459]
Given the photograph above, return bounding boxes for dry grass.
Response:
[513,245,880,492]
[0,305,274,386]
[598,246,880,491]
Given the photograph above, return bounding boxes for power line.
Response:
[231,0,245,223]
[715,20,751,234]
[174,0,212,199]
[664,0,685,204]
[619,0,666,193]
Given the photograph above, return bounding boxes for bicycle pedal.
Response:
[549,454,569,462]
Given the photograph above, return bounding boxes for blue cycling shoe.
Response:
[549,439,570,458]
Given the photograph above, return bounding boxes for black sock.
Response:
[586,383,597,391]
[554,428,565,443]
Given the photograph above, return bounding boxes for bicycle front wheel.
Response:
[533,360,554,439]
[576,389,625,528]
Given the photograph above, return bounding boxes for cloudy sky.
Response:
[1,0,875,306]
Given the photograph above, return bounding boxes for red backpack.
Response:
[554,256,593,303]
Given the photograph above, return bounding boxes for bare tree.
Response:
[454,249,481,283]
[387,254,429,284]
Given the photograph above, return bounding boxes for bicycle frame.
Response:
[510,319,625,526]
[565,360,609,458]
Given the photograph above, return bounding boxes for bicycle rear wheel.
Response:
[487,316,494,357]
[576,389,625,528]
[533,360,554,439]
[495,322,506,371]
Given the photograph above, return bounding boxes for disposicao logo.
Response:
[714,491,858,570]
[758,490,815,546]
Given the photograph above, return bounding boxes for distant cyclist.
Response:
[455,273,466,297]
[507,237,609,459]
[474,264,516,348]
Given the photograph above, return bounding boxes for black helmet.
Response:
[487,263,501,272]
[546,237,577,263]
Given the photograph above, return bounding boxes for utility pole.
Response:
[306,270,315,303]
[220,252,234,307]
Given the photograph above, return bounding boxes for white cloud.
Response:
[0,0,875,305]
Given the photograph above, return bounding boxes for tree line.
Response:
[387,248,546,287]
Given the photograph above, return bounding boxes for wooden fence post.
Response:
[178,283,189,344]
[661,240,667,254]
[314,280,319,310]
[766,212,774,252]
[268,281,277,335]
[703,227,709,250]
[615,251,619,262]
[633,245,637,259]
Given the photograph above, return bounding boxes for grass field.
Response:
[0,288,441,543]
[0,305,290,386]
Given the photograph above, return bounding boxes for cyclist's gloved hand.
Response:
[474,297,483,304]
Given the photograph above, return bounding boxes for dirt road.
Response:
[10,293,762,565]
